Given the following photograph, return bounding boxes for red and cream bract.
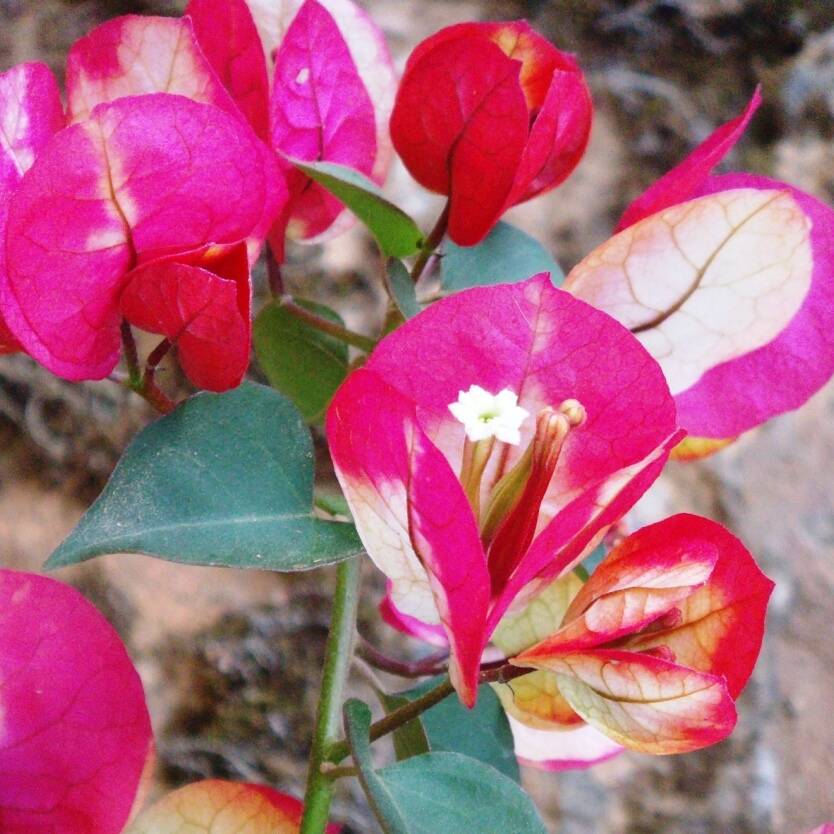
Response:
[125,780,341,834]
[506,514,772,756]
[327,274,682,707]
[0,570,152,834]
[566,91,834,444]
[390,21,592,246]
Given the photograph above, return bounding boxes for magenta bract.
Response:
[1,93,281,382]
[188,0,397,250]
[0,570,152,833]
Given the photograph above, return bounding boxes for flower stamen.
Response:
[485,403,582,593]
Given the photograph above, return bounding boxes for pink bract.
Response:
[615,88,761,231]
[674,173,834,438]
[0,62,65,355]
[508,719,624,771]
[327,275,679,704]
[0,570,152,834]
[185,0,271,141]
[188,0,397,248]
[65,15,239,123]
[269,0,377,243]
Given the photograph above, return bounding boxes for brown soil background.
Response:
[1,1,833,832]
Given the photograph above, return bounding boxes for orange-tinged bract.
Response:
[125,781,341,834]
[510,515,773,755]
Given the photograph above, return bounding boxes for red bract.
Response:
[125,780,341,833]
[186,0,397,250]
[390,22,592,246]
[566,91,834,444]
[506,515,772,755]
[0,569,152,833]
[0,92,281,386]
[120,242,252,392]
[327,274,680,705]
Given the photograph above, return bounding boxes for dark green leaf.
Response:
[289,159,423,257]
[344,701,545,834]
[385,259,421,319]
[401,680,520,782]
[378,691,430,761]
[344,699,410,834]
[254,299,348,422]
[377,753,547,834]
[47,383,362,571]
[442,221,564,291]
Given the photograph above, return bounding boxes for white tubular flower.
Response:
[448,385,529,445]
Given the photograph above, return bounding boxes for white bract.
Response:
[448,385,529,444]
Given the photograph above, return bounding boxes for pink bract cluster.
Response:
[0,0,395,390]
[327,275,774,766]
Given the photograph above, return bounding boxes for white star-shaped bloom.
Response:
[448,385,529,445]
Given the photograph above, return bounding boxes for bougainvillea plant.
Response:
[0,2,832,832]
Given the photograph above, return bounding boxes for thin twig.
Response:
[356,637,449,679]
[410,201,449,284]
[280,295,378,353]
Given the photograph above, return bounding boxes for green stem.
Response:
[120,320,141,388]
[299,558,362,834]
[326,662,528,765]
[280,296,378,353]
[410,201,449,284]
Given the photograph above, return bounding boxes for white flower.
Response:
[448,385,529,445]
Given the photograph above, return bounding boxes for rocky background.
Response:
[1,1,833,832]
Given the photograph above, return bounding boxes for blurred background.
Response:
[1,1,833,831]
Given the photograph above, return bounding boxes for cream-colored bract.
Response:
[566,188,813,395]
[68,18,229,123]
[448,385,530,444]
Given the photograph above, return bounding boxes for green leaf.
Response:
[254,299,348,422]
[47,383,362,571]
[289,158,423,257]
[378,691,430,761]
[344,700,545,834]
[442,221,564,291]
[344,699,410,834]
[378,753,547,834]
[401,680,520,782]
[384,259,421,320]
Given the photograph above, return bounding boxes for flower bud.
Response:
[390,21,592,246]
